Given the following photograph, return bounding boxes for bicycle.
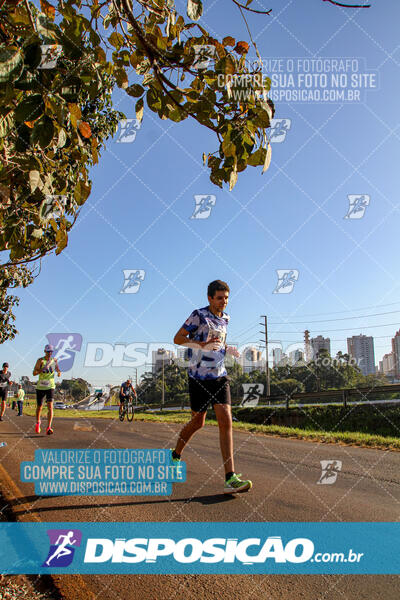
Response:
[119,393,135,422]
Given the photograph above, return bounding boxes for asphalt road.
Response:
[1,410,399,600]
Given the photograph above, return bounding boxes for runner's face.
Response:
[208,290,229,315]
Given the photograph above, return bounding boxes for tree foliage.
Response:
[0,0,370,341]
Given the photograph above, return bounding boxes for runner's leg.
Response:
[47,400,54,430]
[213,403,234,475]
[0,394,6,418]
[36,392,43,426]
[175,411,206,456]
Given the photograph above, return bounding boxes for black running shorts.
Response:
[0,389,7,402]
[36,388,54,406]
[188,376,231,413]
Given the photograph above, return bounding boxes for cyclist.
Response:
[0,363,14,422]
[119,378,136,412]
[33,344,61,434]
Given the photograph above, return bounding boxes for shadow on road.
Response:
[11,493,236,516]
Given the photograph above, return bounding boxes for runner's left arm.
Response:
[54,359,61,377]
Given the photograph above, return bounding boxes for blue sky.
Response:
[3,0,400,385]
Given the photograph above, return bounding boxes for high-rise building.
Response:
[272,348,282,368]
[310,335,331,359]
[391,330,400,378]
[240,346,262,373]
[347,335,375,376]
[382,352,395,377]
[152,349,174,373]
[289,349,304,365]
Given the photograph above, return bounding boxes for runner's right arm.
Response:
[33,359,42,376]
[174,327,220,351]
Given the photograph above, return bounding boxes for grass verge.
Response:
[17,406,400,450]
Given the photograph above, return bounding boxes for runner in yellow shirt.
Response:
[33,345,61,434]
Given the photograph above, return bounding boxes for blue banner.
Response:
[20,449,186,496]
[0,522,399,574]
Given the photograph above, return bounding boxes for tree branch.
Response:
[322,0,370,7]
[231,0,272,15]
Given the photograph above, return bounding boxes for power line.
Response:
[267,300,400,318]
[270,321,400,334]
[270,309,400,325]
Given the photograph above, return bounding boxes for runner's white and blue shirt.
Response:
[182,306,230,380]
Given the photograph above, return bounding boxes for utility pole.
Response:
[260,315,271,401]
[161,349,165,410]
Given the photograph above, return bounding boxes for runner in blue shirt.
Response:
[172,280,252,494]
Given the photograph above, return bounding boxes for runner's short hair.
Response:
[207,280,230,298]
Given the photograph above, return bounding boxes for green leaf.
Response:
[247,147,266,167]
[57,128,67,148]
[15,95,45,122]
[135,97,144,124]
[229,168,238,191]
[0,113,14,139]
[146,87,162,112]
[262,142,272,173]
[29,170,42,192]
[0,46,24,83]
[36,14,59,42]
[31,116,55,149]
[187,0,203,21]
[126,84,144,98]
[109,32,125,50]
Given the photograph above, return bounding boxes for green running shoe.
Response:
[170,449,181,464]
[224,473,252,494]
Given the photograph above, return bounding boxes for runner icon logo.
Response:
[192,45,216,70]
[241,383,264,407]
[273,270,299,294]
[120,270,146,294]
[344,194,370,219]
[269,119,291,143]
[46,333,83,372]
[116,119,141,143]
[317,460,342,485]
[191,195,216,219]
[38,44,62,69]
[42,529,82,567]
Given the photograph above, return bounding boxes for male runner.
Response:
[119,378,137,411]
[33,344,61,434]
[172,280,252,494]
[0,363,13,421]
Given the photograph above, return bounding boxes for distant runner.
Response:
[17,384,25,416]
[119,378,136,411]
[0,363,13,422]
[33,345,61,434]
[172,279,252,494]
